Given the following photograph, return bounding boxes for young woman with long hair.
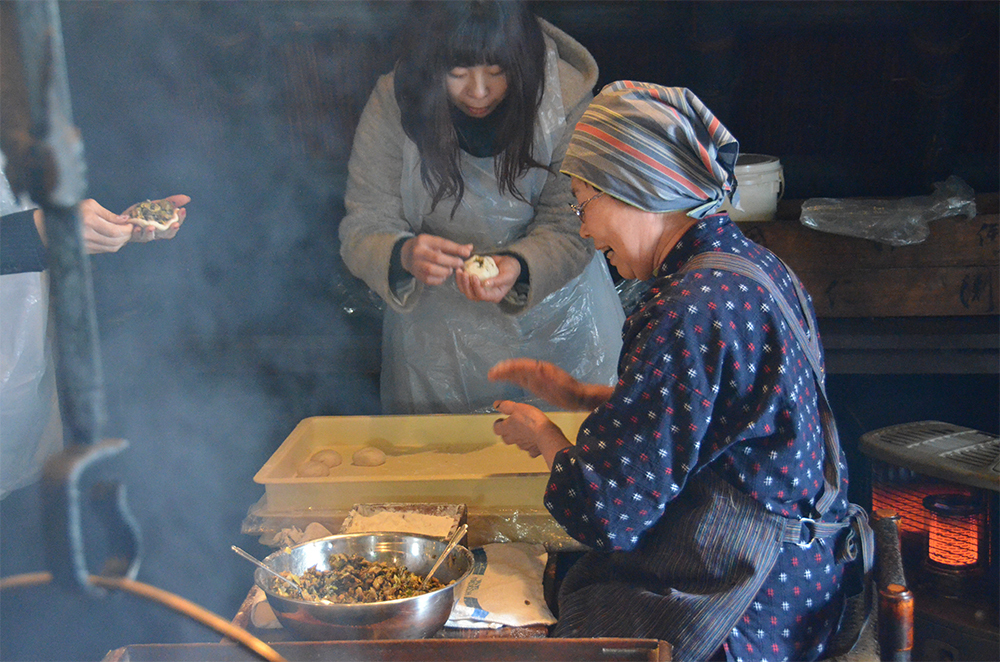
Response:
[339,1,623,414]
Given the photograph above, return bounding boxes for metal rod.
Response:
[0,572,289,662]
[7,0,139,596]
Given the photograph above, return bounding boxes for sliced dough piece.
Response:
[296,460,330,477]
[310,449,342,468]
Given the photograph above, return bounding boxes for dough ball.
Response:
[297,460,330,477]
[464,255,499,282]
[352,446,387,467]
[310,448,342,468]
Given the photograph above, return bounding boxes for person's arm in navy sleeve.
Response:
[0,208,46,274]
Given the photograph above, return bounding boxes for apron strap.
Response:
[679,253,873,573]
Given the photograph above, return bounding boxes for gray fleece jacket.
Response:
[338,18,600,315]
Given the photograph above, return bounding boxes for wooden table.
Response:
[104,507,672,661]
[102,567,670,662]
[204,512,672,661]
[104,638,671,661]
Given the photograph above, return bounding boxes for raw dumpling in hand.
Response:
[464,255,499,281]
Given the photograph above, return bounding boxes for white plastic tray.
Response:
[253,412,589,512]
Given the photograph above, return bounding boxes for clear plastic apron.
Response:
[381,36,624,414]
[1,162,63,497]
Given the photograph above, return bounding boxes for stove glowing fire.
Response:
[924,493,985,569]
[860,421,998,661]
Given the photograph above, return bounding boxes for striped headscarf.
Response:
[561,81,739,218]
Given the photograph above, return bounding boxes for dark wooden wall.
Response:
[535,1,999,200]
[258,1,1000,201]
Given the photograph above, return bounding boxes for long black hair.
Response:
[394,1,548,214]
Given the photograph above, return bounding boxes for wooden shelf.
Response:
[739,193,998,319]
[819,316,998,374]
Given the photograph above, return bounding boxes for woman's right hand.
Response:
[489,358,611,412]
[400,234,473,286]
[77,198,133,254]
[492,400,570,469]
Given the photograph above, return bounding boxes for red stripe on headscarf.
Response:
[697,142,714,174]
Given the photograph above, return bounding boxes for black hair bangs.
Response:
[442,8,518,71]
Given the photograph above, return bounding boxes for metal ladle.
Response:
[421,523,468,591]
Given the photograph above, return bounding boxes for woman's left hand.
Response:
[492,399,571,469]
[455,254,519,302]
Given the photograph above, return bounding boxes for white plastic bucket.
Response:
[721,154,784,222]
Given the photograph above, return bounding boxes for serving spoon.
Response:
[231,545,304,594]
[232,545,337,605]
[421,523,468,591]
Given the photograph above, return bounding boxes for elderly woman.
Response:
[489,82,873,661]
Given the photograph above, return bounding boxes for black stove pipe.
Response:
[4,0,140,595]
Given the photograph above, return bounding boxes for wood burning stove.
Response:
[860,421,999,661]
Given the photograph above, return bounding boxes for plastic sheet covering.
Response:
[0,163,63,498]
[0,272,63,497]
[241,497,588,553]
[616,278,652,315]
[382,253,623,415]
[799,175,977,246]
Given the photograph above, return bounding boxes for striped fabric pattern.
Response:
[554,469,790,661]
[561,81,739,218]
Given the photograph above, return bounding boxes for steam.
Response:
[1,2,392,659]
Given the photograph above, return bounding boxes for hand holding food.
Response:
[491,399,571,468]
[455,253,519,302]
[400,234,473,286]
[77,198,134,254]
[463,255,499,281]
[124,194,190,242]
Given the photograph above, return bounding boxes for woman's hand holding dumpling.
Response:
[456,254,519,302]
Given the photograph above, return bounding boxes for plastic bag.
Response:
[445,543,556,629]
[1,156,63,497]
[615,278,652,314]
[0,271,63,497]
[799,175,977,246]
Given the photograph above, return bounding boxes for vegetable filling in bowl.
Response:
[272,553,447,603]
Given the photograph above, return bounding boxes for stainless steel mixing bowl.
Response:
[254,532,473,640]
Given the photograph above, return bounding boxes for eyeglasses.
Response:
[568,191,605,220]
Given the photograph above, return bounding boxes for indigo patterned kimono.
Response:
[549,216,872,662]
